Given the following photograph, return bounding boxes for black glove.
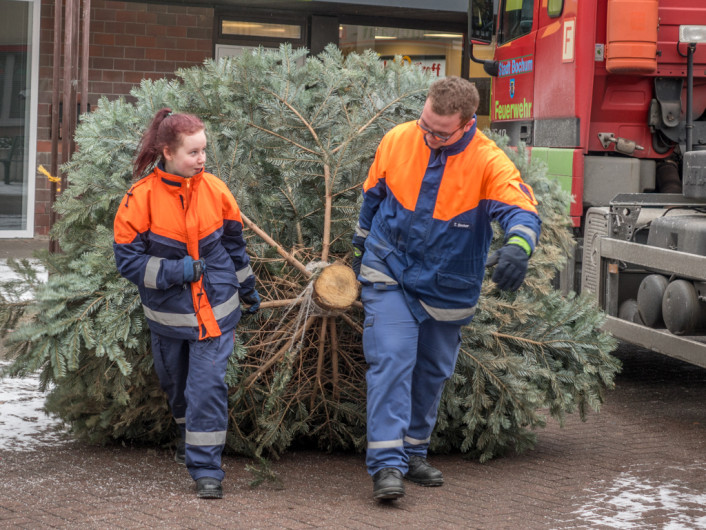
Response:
[182,256,205,283]
[240,289,261,314]
[487,243,529,292]
[351,244,364,277]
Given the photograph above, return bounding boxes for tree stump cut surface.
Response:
[312,264,359,311]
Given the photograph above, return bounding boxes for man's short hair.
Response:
[427,76,480,124]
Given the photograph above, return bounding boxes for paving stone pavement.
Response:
[0,344,704,529]
[1,239,705,528]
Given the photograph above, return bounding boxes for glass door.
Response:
[0,0,38,236]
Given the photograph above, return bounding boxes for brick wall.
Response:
[35,0,214,235]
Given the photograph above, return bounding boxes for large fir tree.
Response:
[0,44,619,461]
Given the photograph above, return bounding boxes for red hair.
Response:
[133,108,205,178]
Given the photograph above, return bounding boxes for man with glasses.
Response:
[351,76,541,501]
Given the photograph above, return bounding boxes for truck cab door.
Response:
[491,0,537,146]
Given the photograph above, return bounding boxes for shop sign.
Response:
[380,55,446,77]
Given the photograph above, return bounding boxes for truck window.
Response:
[498,0,534,45]
[547,0,563,18]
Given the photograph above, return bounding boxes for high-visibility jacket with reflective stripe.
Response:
[113,166,255,340]
[353,120,541,325]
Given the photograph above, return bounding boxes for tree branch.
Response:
[244,314,317,388]
[241,214,312,278]
[321,163,332,262]
[330,87,427,156]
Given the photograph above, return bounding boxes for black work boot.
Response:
[404,454,444,486]
[196,477,223,499]
[372,468,405,500]
[174,438,185,465]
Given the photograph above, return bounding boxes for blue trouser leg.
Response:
[151,332,233,481]
[405,319,462,458]
[362,285,419,476]
[151,334,188,439]
[184,332,233,481]
[362,285,463,476]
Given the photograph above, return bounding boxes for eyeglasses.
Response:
[416,119,466,142]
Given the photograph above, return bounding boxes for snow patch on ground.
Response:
[1,257,60,450]
[573,465,706,529]
[0,361,68,450]
[0,258,47,301]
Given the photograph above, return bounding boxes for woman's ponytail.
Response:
[133,108,173,179]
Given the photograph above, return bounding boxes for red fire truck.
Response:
[469,0,706,368]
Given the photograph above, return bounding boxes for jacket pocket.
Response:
[362,314,378,365]
[203,269,238,306]
[144,283,192,315]
[436,272,477,290]
[367,236,395,260]
[435,271,481,305]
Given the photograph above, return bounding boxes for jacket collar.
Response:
[436,114,478,156]
[154,162,204,190]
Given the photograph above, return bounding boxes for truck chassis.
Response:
[587,194,706,368]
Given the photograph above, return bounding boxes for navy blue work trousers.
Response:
[361,285,462,476]
[151,331,233,481]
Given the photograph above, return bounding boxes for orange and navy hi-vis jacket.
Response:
[352,119,541,325]
[113,165,255,340]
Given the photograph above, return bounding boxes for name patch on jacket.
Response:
[452,221,472,230]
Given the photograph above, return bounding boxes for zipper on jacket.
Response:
[183,179,191,211]
[179,194,185,210]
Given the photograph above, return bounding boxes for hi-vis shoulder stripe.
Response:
[142,292,240,327]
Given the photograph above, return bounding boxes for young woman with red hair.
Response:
[114,108,260,499]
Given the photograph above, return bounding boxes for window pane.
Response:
[498,0,534,45]
[0,0,32,232]
[222,20,301,39]
[339,25,463,78]
[548,0,563,18]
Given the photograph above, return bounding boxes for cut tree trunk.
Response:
[312,263,359,311]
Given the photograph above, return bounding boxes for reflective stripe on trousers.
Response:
[151,331,234,481]
[361,285,462,476]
